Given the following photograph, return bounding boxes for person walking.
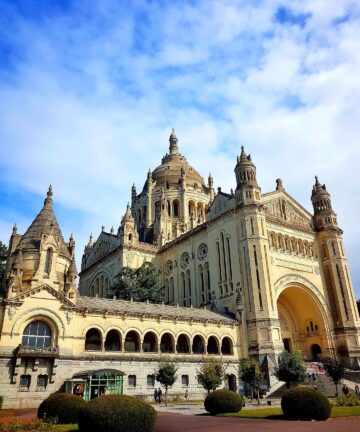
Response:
[355,384,359,397]
[184,389,188,403]
[157,387,162,404]
[153,388,158,404]
[342,384,349,396]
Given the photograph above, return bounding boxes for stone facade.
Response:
[0,131,359,408]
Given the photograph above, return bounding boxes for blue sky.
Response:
[0,0,359,295]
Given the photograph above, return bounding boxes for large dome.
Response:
[151,130,206,188]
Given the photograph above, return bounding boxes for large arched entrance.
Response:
[277,285,329,361]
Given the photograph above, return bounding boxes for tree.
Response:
[274,350,306,389]
[0,240,8,296]
[155,357,178,406]
[239,358,262,404]
[109,265,163,303]
[321,357,344,396]
[196,358,226,394]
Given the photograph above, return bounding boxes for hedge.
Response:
[78,394,157,432]
[204,389,243,415]
[281,386,331,421]
[38,393,86,424]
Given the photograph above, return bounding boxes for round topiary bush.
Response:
[38,393,86,424]
[204,389,243,415]
[78,394,157,432]
[281,386,332,421]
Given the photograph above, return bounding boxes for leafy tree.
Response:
[274,350,306,389]
[196,358,226,394]
[239,358,262,404]
[155,357,178,406]
[109,265,163,303]
[0,240,8,296]
[321,357,344,396]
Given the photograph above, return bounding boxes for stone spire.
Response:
[234,145,260,204]
[18,185,70,258]
[122,203,134,224]
[169,128,179,155]
[311,176,338,231]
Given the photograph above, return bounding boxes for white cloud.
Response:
[0,0,359,293]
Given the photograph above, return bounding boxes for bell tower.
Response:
[234,146,261,206]
[235,147,279,364]
[312,177,360,366]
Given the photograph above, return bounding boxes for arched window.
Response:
[104,330,121,351]
[173,200,179,217]
[124,331,140,352]
[85,328,102,351]
[22,320,52,348]
[160,333,174,353]
[192,335,205,354]
[44,248,53,274]
[176,334,190,354]
[143,332,157,352]
[207,336,219,354]
[221,337,233,355]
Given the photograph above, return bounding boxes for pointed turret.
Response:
[169,128,179,155]
[122,203,135,225]
[234,146,261,205]
[311,176,338,231]
[208,173,214,202]
[18,186,70,258]
[65,254,78,295]
[131,183,137,209]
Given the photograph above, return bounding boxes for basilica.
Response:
[0,130,359,408]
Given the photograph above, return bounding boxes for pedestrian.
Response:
[312,372,316,382]
[157,387,162,404]
[342,384,349,396]
[153,388,158,403]
[184,389,188,402]
[355,384,359,397]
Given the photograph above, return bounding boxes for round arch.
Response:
[207,335,220,355]
[276,280,334,360]
[124,330,141,352]
[143,331,158,353]
[12,307,65,341]
[192,334,206,354]
[160,332,175,353]
[176,333,190,354]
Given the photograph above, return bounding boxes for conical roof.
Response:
[18,186,70,258]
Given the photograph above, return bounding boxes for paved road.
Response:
[156,412,360,432]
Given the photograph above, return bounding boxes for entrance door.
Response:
[227,374,236,392]
[311,344,322,361]
[283,338,291,353]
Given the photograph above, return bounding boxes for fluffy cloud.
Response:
[0,0,359,293]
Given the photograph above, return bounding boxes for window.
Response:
[44,248,53,274]
[37,374,48,389]
[128,375,136,387]
[22,320,52,349]
[181,375,189,386]
[20,374,31,389]
[147,375,155,387]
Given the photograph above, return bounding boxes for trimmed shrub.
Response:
[336,394,360,406]
[204,389,243,415]
[281,386,331,421]
[38,393,86,424]
[78,394,157,432]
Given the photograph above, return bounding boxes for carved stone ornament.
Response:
[7,305,17,320]
[198,243,208,261]
[165,260,173,276]
[180,252,190,269]
[66,310,73,325]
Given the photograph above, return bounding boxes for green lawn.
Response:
[53,425,78,432]
[221,405,360,419]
